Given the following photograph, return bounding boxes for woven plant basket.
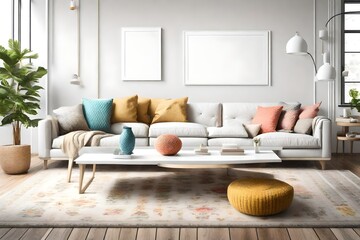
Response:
[0,145,31,174]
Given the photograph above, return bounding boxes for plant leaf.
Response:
[0,39,47,128]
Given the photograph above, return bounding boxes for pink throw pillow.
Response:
[299,102,322,119]
[252,106,283,133]
[277,110,300,130]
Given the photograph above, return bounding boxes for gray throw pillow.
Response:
[294,118,313,135]
[278,101,301,111]
[53,104,90,135]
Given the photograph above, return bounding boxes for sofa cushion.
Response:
[82,98,113,132]
[150,137,207,147]
[223,103,257,126]
[152,97,188,124]
[52,135,64,149]
[256,132,320,148]
[111,122,149,138]
[149,122,207,137]
[222,102,282,127]
[187,103,222,127]
[53,104,89,135]
[99,136,149,147]
[111,95,138,123]
[207,126,248,138]
[252,106,283,133]
[208,138,253,147]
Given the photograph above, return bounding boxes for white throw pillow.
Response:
[243,123,261,138]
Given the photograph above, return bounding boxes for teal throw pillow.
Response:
[82,98,113,132]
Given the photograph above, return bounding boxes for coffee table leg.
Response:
[79,164,96,194]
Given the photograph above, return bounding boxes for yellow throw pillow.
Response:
[111,95,138,123]
[137,97,151,124]
[152,97,188,124]
[149,98,167,119]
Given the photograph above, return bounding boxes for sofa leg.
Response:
[67,158,74,183]
[43,159,48,170]
[319,160,326,170]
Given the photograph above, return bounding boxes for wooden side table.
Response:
[336,121,360,153]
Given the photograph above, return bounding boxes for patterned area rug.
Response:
[0,165,360,227]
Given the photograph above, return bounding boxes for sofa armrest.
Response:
[38,116,59,159]
[312,116,331,158]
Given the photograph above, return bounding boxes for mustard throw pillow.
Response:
[152,97,188,124]
[137,97,151,124]
[149,98,167,119]
[111,95,138,123]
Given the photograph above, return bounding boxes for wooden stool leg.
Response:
[343,141,345,153]
[351,141,353,153]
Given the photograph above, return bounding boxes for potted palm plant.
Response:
[0,39,47,174]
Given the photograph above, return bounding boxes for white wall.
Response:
[0,1,12,46]
[50,0,320,107]
[4,0,348,153]
[0,0,14,146]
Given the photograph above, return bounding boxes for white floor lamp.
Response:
[286,11,360,120]
[286,32,335,119]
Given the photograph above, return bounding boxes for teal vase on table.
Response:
[119,127,135,155]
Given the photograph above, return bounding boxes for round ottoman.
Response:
[227,178,294,216]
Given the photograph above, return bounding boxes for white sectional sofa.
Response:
[38,102,331,169]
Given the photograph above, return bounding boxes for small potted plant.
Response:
[349,88,360,113]
[0,39,47,174]
[253,138,260,153]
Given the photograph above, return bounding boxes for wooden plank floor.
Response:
[0,227,359,240]
[0,154,360,240]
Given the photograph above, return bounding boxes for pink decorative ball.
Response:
[155,134,182,156]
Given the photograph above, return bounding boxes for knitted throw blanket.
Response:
[61,130,112,160]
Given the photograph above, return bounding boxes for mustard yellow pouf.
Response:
[227,178,294,216]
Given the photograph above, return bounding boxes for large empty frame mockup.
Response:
[121,27,162,81]
[184,31,271,85]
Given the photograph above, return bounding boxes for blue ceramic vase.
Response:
[119,127,135,155]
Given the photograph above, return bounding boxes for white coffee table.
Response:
[75,148,281,194]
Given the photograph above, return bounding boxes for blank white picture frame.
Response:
[121,27,162,81]
[184,31,271,86]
